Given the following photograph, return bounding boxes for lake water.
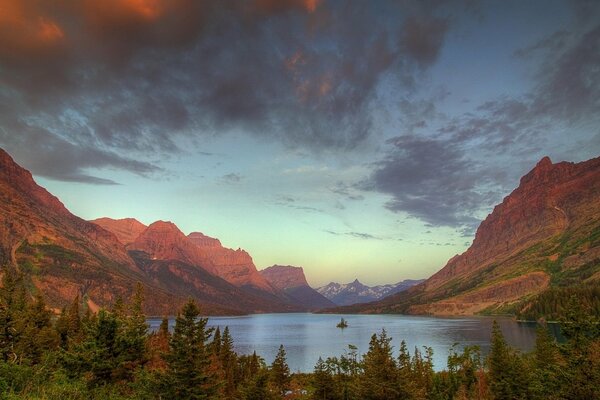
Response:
[148,313,551,372]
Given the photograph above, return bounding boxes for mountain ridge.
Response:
[317,278,424,306]
[330,156,600,315]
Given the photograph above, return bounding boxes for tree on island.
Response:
[336,318,348,329]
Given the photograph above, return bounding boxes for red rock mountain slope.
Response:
[338,156,600,315]
[0,148,178,313]
[187,232,277,292]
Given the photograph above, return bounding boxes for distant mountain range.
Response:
[332,156,600,315]
[316,279,424,306]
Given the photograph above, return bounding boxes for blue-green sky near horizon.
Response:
[2,0,599,286]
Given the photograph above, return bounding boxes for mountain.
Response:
[260,265,335,310]
[0,148,179,314]
[336,156,600,315]
[127,221,292,312]
[187,232,276,292]
[317,279,424,306]
[90,217,147,245]
[0,148,296,314]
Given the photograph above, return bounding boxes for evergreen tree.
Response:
[270,344,290,396]
[13,294,58,365]
[529,325,562,399]
[160,298,217,400]
[242,369,275,400]
[220,326,237,398]
[312,357,337,400]
[358,330,399,400]
[487,320,529,399]
[558,298,600,400]
[0,269,26,363]
[115,282,148,381]
[211,326,221,355]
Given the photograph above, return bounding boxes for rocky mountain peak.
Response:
[91,217,147,245]
[188,232,222,247]
[260,265,309,289]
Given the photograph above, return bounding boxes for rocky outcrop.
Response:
[260,265,335,310]
[91,217,147,245]
[332,156,600,315]
[187,232,277,293]
[260,265,309,289]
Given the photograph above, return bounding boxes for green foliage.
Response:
[270,344,290,396]
[158,298,217,400]
[358,330,399,400]
[516,284,600,321]
[487,321,530,399]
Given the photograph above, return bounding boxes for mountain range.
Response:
[332,156,600,315]
[0,148,314,314]
[2,147,598,317]
[316,279,424,306]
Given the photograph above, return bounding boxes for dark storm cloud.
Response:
[365,6,600,232]
[0,0,461,183]
[364,135,488,231]
[400,16,449,67]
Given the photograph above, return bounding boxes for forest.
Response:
[1,270,599,400]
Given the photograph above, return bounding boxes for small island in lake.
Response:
[336,317,348,329]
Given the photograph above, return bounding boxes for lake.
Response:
[148,313,553,372]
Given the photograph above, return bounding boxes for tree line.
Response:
[0,269,598,399]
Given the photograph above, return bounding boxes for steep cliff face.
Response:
[260,265,335,310]
[260,265,309,289]
[336,156,600,315]
[91,218,147,245]
[187,232,276,293]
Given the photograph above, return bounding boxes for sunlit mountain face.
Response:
[1,0,599,286]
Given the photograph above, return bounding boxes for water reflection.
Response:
[148,313,554,372]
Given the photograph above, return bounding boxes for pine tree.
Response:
[530,325,562,399]
[160,298,217,399]
[0,269,26,363]
[220,326,237,398]
[211,326,221,356]
[558,297,600,400]
[358,330,399,400]
[14,294,58,365]
[115,282,148,381]
[242,369,275,400]
[270,344,290,396]
[312,357,337,400]
[487,320,529,399]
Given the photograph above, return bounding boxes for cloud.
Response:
[401,16,449,67]
[363,6,600,233]
[324,230,382,240]
[364,135,491,231]
[0,0,458,183]
[221,173,243,184]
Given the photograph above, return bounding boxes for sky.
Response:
[1,0,599,287]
